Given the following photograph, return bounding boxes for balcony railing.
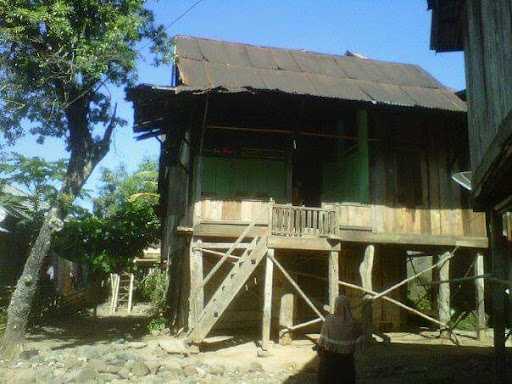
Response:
[270,204,337,238]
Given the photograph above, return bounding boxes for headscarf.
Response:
[318,295,362,354]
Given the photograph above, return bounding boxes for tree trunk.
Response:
[0,207,62,359]
[1,139,109,359]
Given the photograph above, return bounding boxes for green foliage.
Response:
[0,153,67,213]
[0,0,170,145]
[94,159,158,217]
[147,316,166,334]
[53,159,160,273]
[139,269,167,311]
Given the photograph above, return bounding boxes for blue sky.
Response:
[9,0,465,207]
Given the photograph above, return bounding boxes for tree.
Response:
[0,1,169,358]
[54,159,160,273]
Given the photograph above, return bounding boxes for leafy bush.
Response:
[140,270,167,311]
[147,317,166,334]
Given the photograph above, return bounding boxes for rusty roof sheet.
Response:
[172,36,466,113]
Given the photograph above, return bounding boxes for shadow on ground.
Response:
[27,313,151,351]
[282,341,512,384]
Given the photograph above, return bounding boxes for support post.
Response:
[488,210,507,384]
[474,251,486,339]
[328,250,339,313]
[262,249,274,350]
[437,251,451,334]
[189,238,204,328]
[127,273,134,313]
[359,245,375,338]
[278,275,295,345]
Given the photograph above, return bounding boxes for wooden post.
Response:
[262,249,274,350]
[359,245,375,338]
[189,238,204,328]
[127,273,135,313]
[437,251,451,333]
[278,275,295,345]
[489,210,507,384]
[475,251,486,339]
[328,250,339,313]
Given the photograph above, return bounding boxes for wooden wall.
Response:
[463,1,512,175]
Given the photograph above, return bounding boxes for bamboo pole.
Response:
[287,317,323,331]
[292,271,449,329]
[371,248,458,301]
[267,253,325,321]
[194,247,240,261]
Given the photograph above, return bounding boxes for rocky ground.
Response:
[0,304,510,383]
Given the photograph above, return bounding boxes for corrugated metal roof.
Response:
[173,35,466,112]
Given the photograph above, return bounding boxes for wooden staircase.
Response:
[187,235,269,344]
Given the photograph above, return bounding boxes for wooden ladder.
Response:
[110,272,135,313]
[187,235,269,344]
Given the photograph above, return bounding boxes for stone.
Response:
[161,360,183,374]
[145,360,161,375]
[69,367,98,383]
[87,358,108,372]
[131,360,150,377]
[183,365,199,377]
[19,350,39,360]
[63,358,81,371]
[208,364,225,376]
[158,339,188,355]
[129,342,147,349]
[256,349,272,358]
[248,361,264,372]
[118,367,131,379]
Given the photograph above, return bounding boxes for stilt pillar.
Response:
[328,250,339,313]
[359,245,375,338]
[437,251,451,333]
[262,249,274,350]
[278,281,295,345]
[489,210,507,384]
[474,251,486,339]
[189,238,204,328]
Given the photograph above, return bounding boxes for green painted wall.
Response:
[201,156,287,200]
[322,110,369,203]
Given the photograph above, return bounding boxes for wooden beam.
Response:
[194,247,240,261]
[328,250,339,313]
[261,250,274,350]
[267,253,325,321]
[489,210,507,382]
[359,245,375,338]
[196,242,252,249]
[437,251,451,332]
[278,285,295,345]
[336,230,488,248]
[287,317,322,331]
[291,271,450,330]
[475,251,486,339]
[189,239,204,328]
[268,236,341,251]
[371,249,457,301]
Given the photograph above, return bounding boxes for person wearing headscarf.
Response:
[316,295,365,384]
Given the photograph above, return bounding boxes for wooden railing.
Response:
[270,204,337,238]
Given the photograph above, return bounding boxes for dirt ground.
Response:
[1,304,511,383]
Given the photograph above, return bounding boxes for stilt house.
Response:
[428,1,512,381]
[128,36,488,346]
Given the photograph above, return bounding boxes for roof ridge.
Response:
[172,34,429,70]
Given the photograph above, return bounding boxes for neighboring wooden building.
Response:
[128,36,487,345]
[429,1,512,381]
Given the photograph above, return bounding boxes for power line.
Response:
[140,0,208,51]
[165,0,208,31]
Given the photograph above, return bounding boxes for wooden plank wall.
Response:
[365,111,486,239]
[464,0,512,171]
[194,199,270,224]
